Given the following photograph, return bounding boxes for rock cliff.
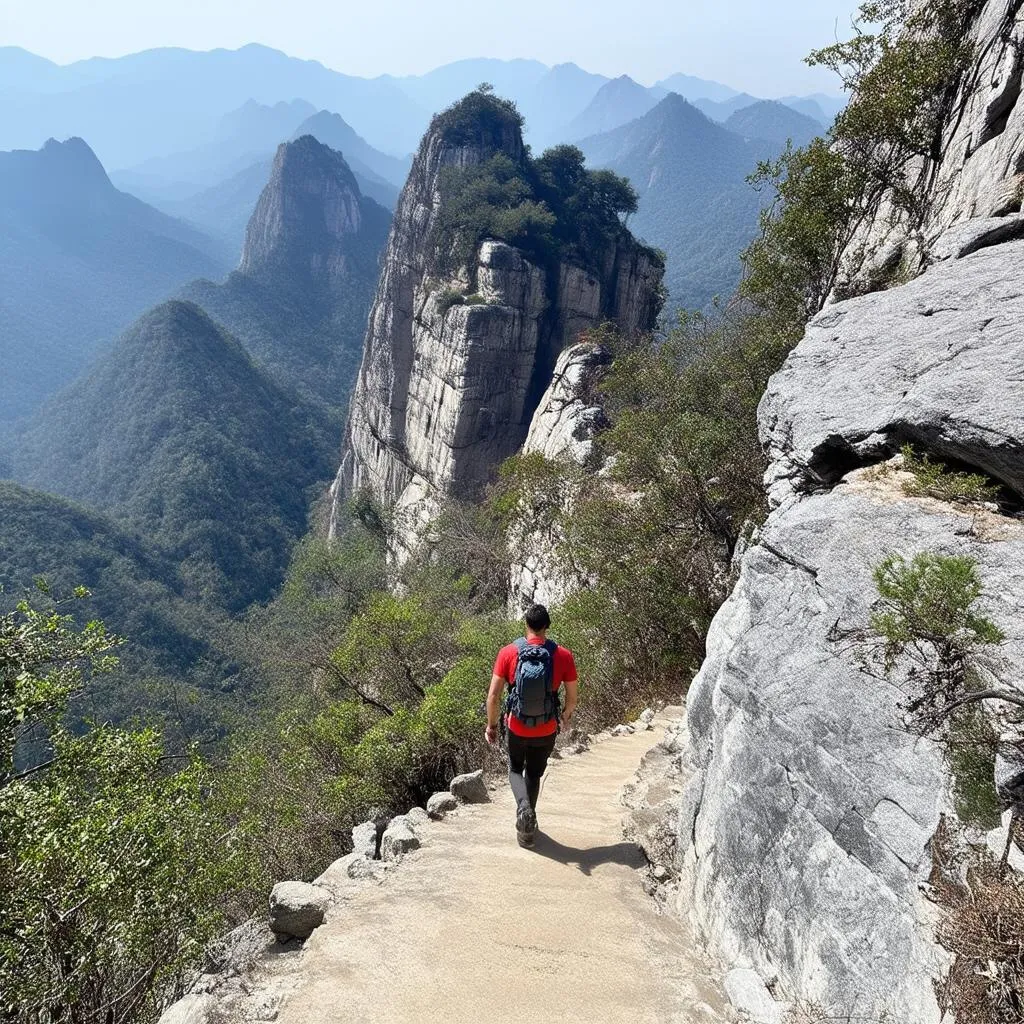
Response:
[652,3,1024,1019]
[183,135,390,409]
[331,93,662,554]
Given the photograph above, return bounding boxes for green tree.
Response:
[0,594,250,1024]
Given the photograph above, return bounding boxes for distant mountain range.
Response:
[0,45,844,170]
[580,94,784,311]
[0,136,229,421]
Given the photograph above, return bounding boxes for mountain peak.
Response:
[428,90,527,162]
[238,135,367,285]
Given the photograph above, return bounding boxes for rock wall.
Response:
[507,340,610,612]
[675,229,1024,1021]
[330,103,661,556]
[839,0,1024,291]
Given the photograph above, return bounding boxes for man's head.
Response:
[525,603,551,636]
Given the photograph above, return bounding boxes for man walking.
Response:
[485,604,578,847]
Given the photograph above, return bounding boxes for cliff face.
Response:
[332,97,662,553]
[182,136,390,409]
[660,4,1024,1020]
[839,0,1024,292]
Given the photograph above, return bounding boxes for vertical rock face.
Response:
[839,0,1024,291]
[332,97,662,553]
[667,4,1024,1019]
[238,135,382,293]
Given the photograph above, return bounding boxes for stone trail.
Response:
[234,722,727,1024]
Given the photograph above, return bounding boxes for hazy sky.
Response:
[2,0,860,96]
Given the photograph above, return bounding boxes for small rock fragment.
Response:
[427,791,459,819]
[450,769,490,803]
[611,724,635,737]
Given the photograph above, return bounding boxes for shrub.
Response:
[0,595,251,1024]
[898,445,1001,505]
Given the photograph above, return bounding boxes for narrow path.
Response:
[273,723,726,1023]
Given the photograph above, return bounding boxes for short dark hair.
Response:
[525,604,551,632]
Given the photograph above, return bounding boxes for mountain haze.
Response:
[724,100,821,147]
[8,300,334,611]
[0,136,228,421]
[565,75,660,140]
[580,94,769,310]
[182,136,391,411]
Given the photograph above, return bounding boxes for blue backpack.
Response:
[506,637,559,727]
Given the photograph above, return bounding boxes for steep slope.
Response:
[564,75,659,140]
[335,90,663,556]
[290,111,408,197]
[0,44,427,167]
[8,300,334,611]
[724,99,821,147]
[579,94,768,310]
[633,3,1024,1020]
[0,481,241,741]
[0,137,229,421]
[182,136,391,410]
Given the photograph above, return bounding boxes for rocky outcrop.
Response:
[839,0,1024,290]
[508,341,611,612]
[182,135,390,408]
[673,158,1024,1024]
[331,96,661,555]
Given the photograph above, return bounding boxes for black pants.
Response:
[507,730,557,813]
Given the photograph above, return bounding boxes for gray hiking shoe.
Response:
[516,805,537,846]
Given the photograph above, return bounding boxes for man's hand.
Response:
[485,724,499,746]
[560,711,574,732]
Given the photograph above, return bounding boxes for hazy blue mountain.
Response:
[778,92,847,126]
[8,300,335,613]
[565,75,660,140]
[0,44,428,167]
[693,93,762,122]
[580,94,769,311]
[725,100,822,148]
[120,107,402,254]
[0,46,72,92]
[520,62,609,145]
[0,136,229,422]
[181,137,390,410]
[384,58,549,115]
[290,111,409,189]
[115,98,318,197]
[654,73,740,102]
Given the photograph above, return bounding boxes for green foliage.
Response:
[742,139,868,327]
[431,88,524,148]
[429,124,640,277]
[898,445,1001,505]
[0,598,250,1024]
[947,706,1003,829]
[870,552,1005,679]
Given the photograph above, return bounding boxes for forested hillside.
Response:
[0,137,228,421]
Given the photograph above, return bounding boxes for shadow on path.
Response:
[530,833,646,875]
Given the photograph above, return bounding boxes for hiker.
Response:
[485,603,578,847]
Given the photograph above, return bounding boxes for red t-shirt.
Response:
[493,637,578,738]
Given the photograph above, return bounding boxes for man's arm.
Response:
[485,673,505,745]
[561,678,579,729]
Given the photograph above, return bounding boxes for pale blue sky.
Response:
[2,0,860,96]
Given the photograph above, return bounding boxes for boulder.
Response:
[268,881,330,940]
[761,240,1024,506]
[158,995,217,1024]
[611,724,635,737]
[427,791,459,819]
[449,769,489,804]
[351,820,379,860]
[380,821,420,861]
[404,806,430,829]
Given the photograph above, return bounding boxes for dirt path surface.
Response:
[260,723,726,1024]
